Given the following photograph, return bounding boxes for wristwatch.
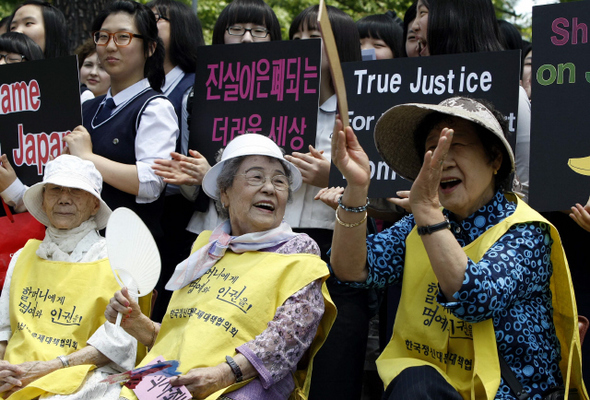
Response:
[417,216,451,236]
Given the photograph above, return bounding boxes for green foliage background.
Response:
[0,0,583,43]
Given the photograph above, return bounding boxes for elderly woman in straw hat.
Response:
[327,97,586,399]
[0,155,138,400]
[106,133,335,400]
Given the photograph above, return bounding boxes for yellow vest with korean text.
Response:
[120,231,336,400]
[2,239,121,400]
[376,195,587,400]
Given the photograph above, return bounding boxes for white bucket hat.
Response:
[23,155,112,229]
[202,134,303,200]
[374,96,515,182]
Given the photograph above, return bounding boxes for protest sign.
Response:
[331,51,521,198]
[529,2,590,211]
[189,40,321,164]
[0,56,81,186]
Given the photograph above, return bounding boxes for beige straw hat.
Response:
[374,96,515,181]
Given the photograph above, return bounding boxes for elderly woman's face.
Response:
[42,184,100,230]
[424,117,502,220]
[220,156,289,236]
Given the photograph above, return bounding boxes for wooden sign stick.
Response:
[318,0,349,132]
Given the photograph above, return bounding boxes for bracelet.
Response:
[335,208,367,228]
[337,195,369,213]
[57,355,69,368]
[417,216,451,236]
[225,355,243,382]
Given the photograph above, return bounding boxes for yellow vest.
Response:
[376,195,588,400]
[2,239,122,400]
[120,231,336,400]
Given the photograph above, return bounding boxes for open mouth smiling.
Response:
[440,178,461,190]
[254,202,275,211]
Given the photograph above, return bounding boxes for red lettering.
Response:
[29,80,40,110]
[12,124,25,165]
[10,125,69,175]
[552,17,570,46]
[1,84,9,114]
[572,17,588,45]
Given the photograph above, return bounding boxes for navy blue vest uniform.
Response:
[166,72,194,154]
[82,88,168,237]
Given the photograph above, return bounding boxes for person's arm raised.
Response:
[409,128,468,300]
[329,119,372,282]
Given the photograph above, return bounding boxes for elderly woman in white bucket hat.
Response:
[328,97,586,399]
[0,155,138,400]
[106,133,336,400]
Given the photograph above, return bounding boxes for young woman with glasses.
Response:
[63,0,179,238]
[212,0,281,45]
[0,31,43,65]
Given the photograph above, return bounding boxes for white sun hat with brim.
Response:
[23,154,112,229]
[374,96,515,182]
[202,133,303,200]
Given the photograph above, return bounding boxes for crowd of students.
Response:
[0,0,588,399]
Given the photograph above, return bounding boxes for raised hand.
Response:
[0,155,17,192]
[330,117,371,190]
[315,186,345,210]
[410,127,452,222]
[284,145,330,188]
[153,150,211,186]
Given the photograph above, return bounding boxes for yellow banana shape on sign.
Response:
[568,156,590,176]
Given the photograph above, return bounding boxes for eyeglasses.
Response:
[154,13,169,23]
[0,53,26,64]
[93,30,144,47]
[44,184,87,199]
[238,171,290,191]
[226,25,269,38]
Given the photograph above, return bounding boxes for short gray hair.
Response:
[215,153,294,220]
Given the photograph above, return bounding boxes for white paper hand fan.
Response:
[106,207,161,336]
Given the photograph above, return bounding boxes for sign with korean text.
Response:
[529,2,590,211]
[0,56,81,186]
[332,51,521,197]
[189,40,321,163]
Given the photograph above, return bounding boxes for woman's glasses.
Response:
[0,53,26,64]
[93,31,144,47]
[238,171,289,191]
[226,25,269,38]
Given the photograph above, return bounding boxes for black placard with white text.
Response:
[333,51,521,197]
[0,56,81,186]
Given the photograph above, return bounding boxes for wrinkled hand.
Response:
[0,155,17,193]
[169,364,233,399]
[62,126,93,159]
[330,117,371,189]
[315,186,344,210]
[570,195,590,232]
[105,288,142,330]
[2,360,58,396]
[284,145,330,188]
[153,150,211,186]
[0,360,23,394]
[387,190,412,214]
[410,128,452,219]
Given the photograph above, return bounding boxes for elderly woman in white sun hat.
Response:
[106,133,336,400]
[0,154,137,400]
[327,97,586,399]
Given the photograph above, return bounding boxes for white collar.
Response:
[320,94,337,114]
[162,66,185,95]
[105,78,151,107]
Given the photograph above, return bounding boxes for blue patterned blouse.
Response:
[342,191,563,399]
